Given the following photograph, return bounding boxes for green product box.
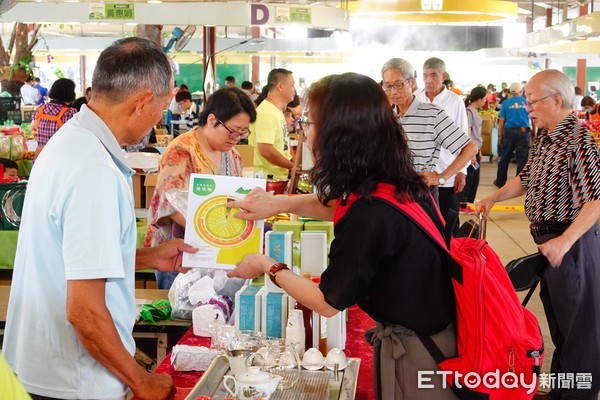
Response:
[303,221,334,244]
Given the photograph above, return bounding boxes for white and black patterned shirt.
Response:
[520,113,600,223]
[394,96,470,173]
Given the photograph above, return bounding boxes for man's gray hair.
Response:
[92,37,173,103]
[534,69,575,111]
[423,57,446,74]
[381,58,416,80]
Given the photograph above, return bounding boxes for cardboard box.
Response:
[132,173,144,209]
[144,174,157,209]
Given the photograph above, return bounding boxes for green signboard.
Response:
[89,3,134,20]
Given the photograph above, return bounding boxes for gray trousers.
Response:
[534,224,600,400]
[365,322,458,400]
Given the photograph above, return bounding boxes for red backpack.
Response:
[336,183,544,400]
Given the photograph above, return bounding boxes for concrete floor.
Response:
[463,157,553,373]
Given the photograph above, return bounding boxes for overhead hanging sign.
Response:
[89,3,135,20]
[1,2,348,30]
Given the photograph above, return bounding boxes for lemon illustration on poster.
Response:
[183,174,266,269]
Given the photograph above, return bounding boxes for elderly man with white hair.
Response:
[477,69,600,400]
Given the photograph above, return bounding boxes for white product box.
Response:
[300,231,328,276]
[327,309,347,351]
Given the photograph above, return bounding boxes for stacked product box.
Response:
[234,285,265,332]
[272,221,304,274]
[261,291,289,338]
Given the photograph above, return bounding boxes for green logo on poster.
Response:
[193,178,216,196]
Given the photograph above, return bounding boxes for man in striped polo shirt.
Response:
[381,58,476,205]
[477,69,600,400]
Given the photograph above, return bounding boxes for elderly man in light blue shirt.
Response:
[3,37,196,400]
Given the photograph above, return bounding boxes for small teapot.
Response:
[223,366,282,400]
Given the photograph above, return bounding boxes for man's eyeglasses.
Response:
[382,79,409,92]
[216,117,251,140]
[298,116,315,131]
[524,93,557,109]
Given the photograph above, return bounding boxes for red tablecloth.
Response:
[151,305,376,400]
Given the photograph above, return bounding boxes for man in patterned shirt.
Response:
[477,69,600,400]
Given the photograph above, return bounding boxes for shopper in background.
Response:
[33,77,48,106]
[0,157,18,178]
[381,57,476,212]
[581,95,600,122]
[174,90,199,132]
[460,86,487,209]
[249,68,295,179]
[224,75,236,87]
[477,69,600,400]
[2,37,197,400]
[573,86,584,112]
[31,78,77,158]
[416,57,471,235]
[72,86,92,111]
[144,87,256,289]
[228,72,457,399]
[19,76,38,105]
[494,82,531,188]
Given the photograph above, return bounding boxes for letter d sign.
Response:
[251,4,269,24]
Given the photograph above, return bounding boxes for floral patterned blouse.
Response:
[143,129,243,248]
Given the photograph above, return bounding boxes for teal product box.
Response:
[264,231,293,293]
[261,291,289,339]
[234,285,265,332]
[272,221,304,273]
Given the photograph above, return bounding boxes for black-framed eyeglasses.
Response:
[216,116,251,140]
[298,116,315,131]
[382,79,409,92]
[524,93,557,109]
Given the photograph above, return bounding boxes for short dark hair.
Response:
[175,90,192,103]
[581,95,595,107]
[198,87,256,127]
[307,72,428,204]
[0,157,18,170]
[92,37,172,103]
[34,78,41,83]
[25,76,34,83]
[85,86,92,95]
[49,78,76,103]
[241,81,253,90]
[266,68,293,93]
[225,76,235,83]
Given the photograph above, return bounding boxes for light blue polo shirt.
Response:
[2,105,137,399]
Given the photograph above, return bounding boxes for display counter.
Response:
[131,304,375,400]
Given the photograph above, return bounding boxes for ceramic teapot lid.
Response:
[236,367,272,383]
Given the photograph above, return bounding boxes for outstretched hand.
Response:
[227,187,281,221]
[154,238,197,273]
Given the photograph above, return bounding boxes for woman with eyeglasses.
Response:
[144,87,256,289]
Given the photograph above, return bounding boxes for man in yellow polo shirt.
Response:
[249,68,296,179]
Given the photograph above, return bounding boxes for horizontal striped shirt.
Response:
[520,113,600,223]
[396,96,470,173]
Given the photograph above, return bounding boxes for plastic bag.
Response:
[165,189,188,215]
[139,299,172,324]
[168,268,246,320]
[0,135,26,160]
